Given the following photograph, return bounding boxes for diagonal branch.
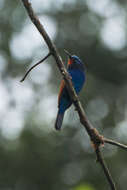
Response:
[20,1,117,189]
[96,148,116,190]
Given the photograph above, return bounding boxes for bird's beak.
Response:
[64,49,72,58]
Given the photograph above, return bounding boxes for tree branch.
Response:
[96,148,116,190]
[104,138,127,151]
[20,52,51,82]
[20,1,118,189]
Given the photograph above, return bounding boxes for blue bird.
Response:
[55,50,86,130]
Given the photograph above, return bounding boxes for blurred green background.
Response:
[0,0,127,189]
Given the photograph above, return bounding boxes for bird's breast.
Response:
[68,69,85,94]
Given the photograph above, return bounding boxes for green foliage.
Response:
[73,184,95,190]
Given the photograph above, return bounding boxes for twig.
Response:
[20,52,51,82]
[20,1,117,189]
[104,138,127,151]
[96,148,116,190]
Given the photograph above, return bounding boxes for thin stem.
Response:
[96,148,116,190]
[104,138,127,151]
[20,52,51,82]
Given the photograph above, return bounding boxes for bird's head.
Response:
[64,49,85,71]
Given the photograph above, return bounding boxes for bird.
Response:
[55,50,86,130]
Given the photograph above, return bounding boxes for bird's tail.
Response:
[55,111,65,130]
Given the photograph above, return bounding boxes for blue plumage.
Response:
[55,55,86,130]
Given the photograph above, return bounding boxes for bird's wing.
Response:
[58,79,65,105]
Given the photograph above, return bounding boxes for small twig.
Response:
[96,148,116,190]
[20,52,51,82]
[104,138,127,151]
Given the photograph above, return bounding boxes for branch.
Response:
[20,1,117,189]
[96,148,116,190]
[20,52,51,82]
[104,138,127,151]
